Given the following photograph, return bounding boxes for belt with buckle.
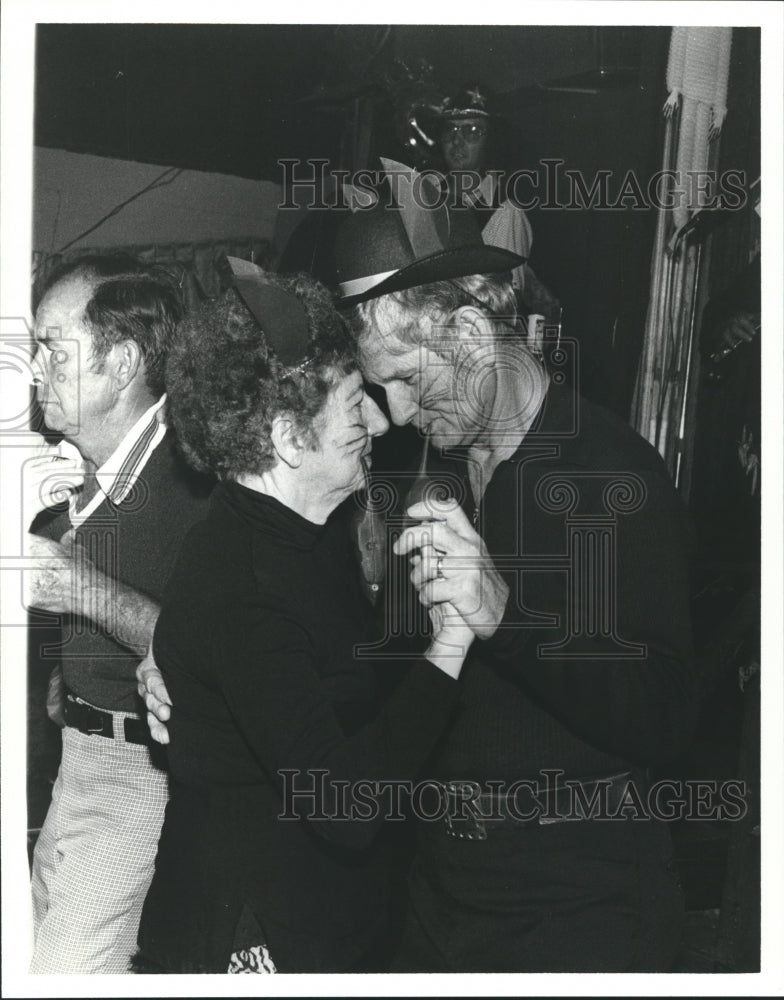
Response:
[441,772,635,841]
[64,693,151,746]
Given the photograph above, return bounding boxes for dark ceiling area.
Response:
[35,23,645,181]
[35,24,344,179]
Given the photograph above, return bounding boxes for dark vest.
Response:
[35,433,212,711]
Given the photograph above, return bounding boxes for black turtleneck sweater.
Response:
[137,481,459,974]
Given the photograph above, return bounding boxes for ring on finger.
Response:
[435,555,445,580]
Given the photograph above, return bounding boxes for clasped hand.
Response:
[393,497,509,640]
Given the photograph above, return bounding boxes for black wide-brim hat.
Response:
[334,159,524,307]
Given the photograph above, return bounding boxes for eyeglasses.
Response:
[440,122,488,141]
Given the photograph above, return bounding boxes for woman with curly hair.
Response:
[134,266,472,974]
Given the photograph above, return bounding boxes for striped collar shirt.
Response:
[68,396,167,525]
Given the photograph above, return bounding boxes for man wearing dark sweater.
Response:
[330,193,697,971]
[25,255,211,972]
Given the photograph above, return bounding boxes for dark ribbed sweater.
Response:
[419,383,697,784]
[401,384,698,971]
[138,482,460,973]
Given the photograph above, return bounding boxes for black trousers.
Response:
[392,817,684,973]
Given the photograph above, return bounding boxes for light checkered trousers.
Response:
[30,724,169,973]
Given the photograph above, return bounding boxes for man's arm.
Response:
[137,601,473,746]
[25,532,159,656]
[397,485,698,766]
[477,470,698,765]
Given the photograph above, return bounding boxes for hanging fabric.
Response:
[631,27,733,491]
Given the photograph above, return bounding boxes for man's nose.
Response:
[385,385,419,427]
[363,395,389,438]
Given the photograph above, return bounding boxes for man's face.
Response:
[302,369,389,503]
[357,300,494,451]
[33,276,115,447]
[439,115,489,173]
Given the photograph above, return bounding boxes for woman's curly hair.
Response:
[165,273,358,480]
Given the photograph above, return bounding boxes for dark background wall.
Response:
[483,29,672,417]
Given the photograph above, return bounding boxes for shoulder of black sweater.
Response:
[527,383,675,482]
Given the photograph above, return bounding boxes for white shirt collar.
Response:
[70,395,167,524]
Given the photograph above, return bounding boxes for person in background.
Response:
[25,254,212,973]
[429,84,561,324]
